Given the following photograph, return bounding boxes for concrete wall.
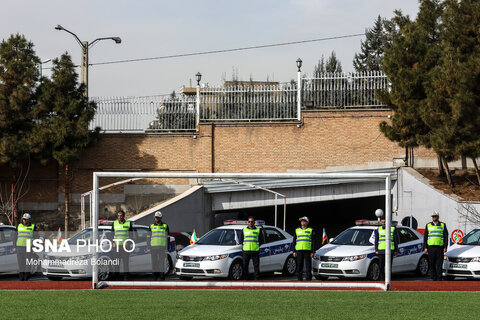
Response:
[130,186,211,235]
[396,167,480,237]
[210,180,387,211]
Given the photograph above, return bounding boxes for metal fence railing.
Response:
[200,83,297,121]
[90,95,196,132]
[90,72,389,132]
[302,71,388,108]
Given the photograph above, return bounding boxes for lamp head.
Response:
[196,72,202,85]
[296,58,302,72]
[55,25,64,31]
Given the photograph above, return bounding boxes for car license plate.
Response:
[321,263,338,268]
[49,260,64,268]
[450,263,467,269]
[183,262,200,268]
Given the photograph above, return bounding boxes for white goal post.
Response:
[92,172,393,291]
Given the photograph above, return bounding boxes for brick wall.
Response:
[10,109,437,204]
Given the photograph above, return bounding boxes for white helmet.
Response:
[22,213,32,220]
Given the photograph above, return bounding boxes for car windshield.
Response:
[67,228,112,245]
[331,228,374,246]
[196,229,241,246]
[459,229,480,246]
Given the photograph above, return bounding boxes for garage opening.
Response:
[213,195,385,250]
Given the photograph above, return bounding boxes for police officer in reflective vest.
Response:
[13,213,37,281]
[148,211,169,281]
[111,210,133,280]
[293,216,314,281]
[423,211,448,281]
[240,216,263,280]
[375,216,399,281]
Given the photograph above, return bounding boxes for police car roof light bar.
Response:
[223,220,265,226]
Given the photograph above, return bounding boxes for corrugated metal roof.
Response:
[203,168,397,193]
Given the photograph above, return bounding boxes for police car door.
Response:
[258,228,272,272]
[0,227,17,272]
[129,227,150,273]
[396,227,422,271]
[263,227,289,271]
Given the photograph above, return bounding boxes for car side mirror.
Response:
[329,238,334,243]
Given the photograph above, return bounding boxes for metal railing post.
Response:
[297,71,302,121]
[196,85,200,131]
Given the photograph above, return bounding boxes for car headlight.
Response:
[313,254,322,261]
[471,257,480,262]
[202,254,228,261]
[342,255,366,262]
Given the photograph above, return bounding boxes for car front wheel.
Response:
[366,261,380,281]
[98,258,111,281]
[282,255,297,276]
[228,260,244,280]
[415,255,429,276]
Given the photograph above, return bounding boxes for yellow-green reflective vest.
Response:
[378,226,395,250]
[427,223,445,246]
[114,220,131,245]
[150,223,167,247]
[16,223,35,247]
[295,227,313,251]
[243,227,260,251]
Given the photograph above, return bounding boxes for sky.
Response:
[1,0,420,97]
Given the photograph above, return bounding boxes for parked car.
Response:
[312,221,429,281]
[170,232,192,251]
[443,228,480,279]
[42,224,176,281]
[175,220,296,280]
[0,224,40,275]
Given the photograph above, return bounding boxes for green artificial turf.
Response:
[1,290,476,319]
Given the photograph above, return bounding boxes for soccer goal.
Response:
[91,171,394,291]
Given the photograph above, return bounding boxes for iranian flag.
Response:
[57,227,63,243]
[190,229,198,244]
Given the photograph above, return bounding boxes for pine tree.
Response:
[326,51,342,73]
[379,1,443,154]
[353,15,403,72]
[35,53,100,236]
[427,0,480,185]
[0,34,41,224]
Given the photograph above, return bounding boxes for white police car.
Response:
[312,221,428,281]
[443,228,480,279]
[175,220,296,280]
[0,224,42,275]
[43,224,177,280]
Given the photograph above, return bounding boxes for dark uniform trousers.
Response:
[428,246,444,281]
[296,250,312,280]
[378,254,394,281]
[16,247,33,281]
[113,246,130,279]
[243,251,260,280]
[151,247,166,280]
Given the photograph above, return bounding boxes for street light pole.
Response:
[81,41,88,97]
[55,25,121,99]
